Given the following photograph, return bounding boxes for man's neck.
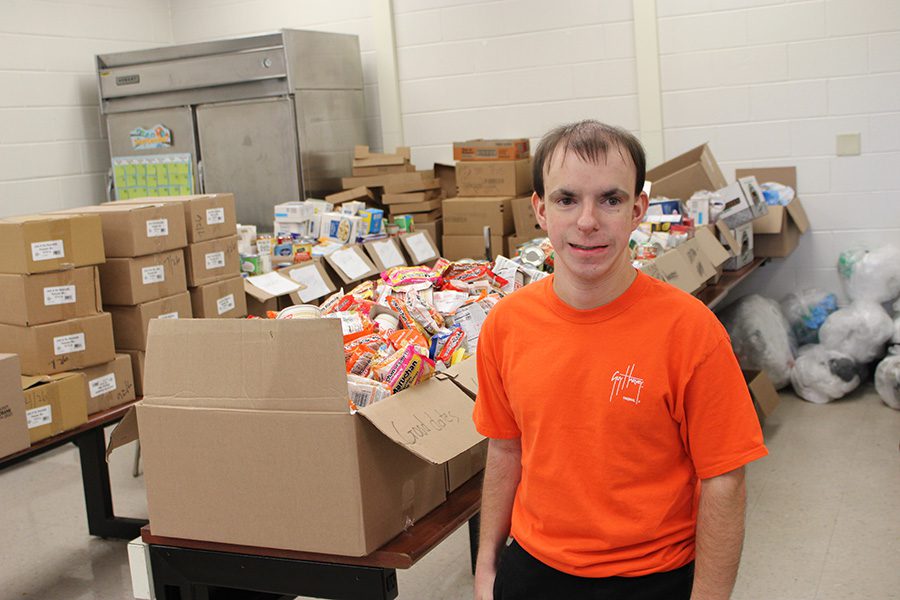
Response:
[552,259,637,310]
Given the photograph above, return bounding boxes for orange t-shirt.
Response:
[472,271,768,578]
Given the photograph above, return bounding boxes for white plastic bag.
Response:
[837,244,900,303]
[721,294,795,389]
[791,345,860,404]
[819,301,894,364]
[780,289,839,346]
[874,355,900,410]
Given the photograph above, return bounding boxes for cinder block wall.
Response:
[0,0,172,217]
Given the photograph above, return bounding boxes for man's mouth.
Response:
[569,243,608,251]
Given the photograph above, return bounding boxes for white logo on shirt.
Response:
[610,364,644,405]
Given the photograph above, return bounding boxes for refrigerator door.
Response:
[106,107,197,199]
[196,97,301,227]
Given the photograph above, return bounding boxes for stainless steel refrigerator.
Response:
[96,29,367,227]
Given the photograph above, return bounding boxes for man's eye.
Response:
[606,197,623,206]
[558,196,575,206]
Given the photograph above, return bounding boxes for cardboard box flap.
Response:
[744,369,780,422]
[786,198,810,234]
[750,205,785,234]
[358,376,485,465]
[694,227,731,267]
[143,319,349,413]
[437,357,479,398]
[106,405,139,460]
[21,372,79,390]
[716,221,740,256]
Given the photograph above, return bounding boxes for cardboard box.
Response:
[442,235,508,261]
[437,359,487,492]
[244,260,337,311]
[510,195,541,237]
[351,164,415,176]
[676,238,716,287]
[385,198,443,215]
[456,159,532,197]
[399,231,440,265]
[0,313,115,376]
[434,163,457,200]
[718,221,754,271]
[646,144,727,201]
[694,226,732,269]
[398,209,442,224]
[342,171,439,194]
[108,292,193,351]
[363,238,408,272]
[108,318,484,556]
[189,276,247,319]
[743,369,780,426]
[184,235,240,287]
[443,196,514,236]
[0,354,30,458]
[507,232,545,252]
[736,176,769,220]
[353,145,410,166]
[453,139,530,161]
[323,245,379,286]
[0,267,102,327]
[0,213,105,274]
[55,203,187,258]
[381,190,441,205]
[736,167,810,258]
[325,186,375,206]
[654,248,705,294]
[272,201,315,224]
[109,194,237,244]
[76,353,135,414]
[99,249,188,306]
[120,349,145,397]
[415,219,443,255]
[21,371,88,443]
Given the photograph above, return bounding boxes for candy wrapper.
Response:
[388,328,430,355]
[347,374,393,411]
[373,345,435,393]
[381,265,442,292]
[430,327,467,367]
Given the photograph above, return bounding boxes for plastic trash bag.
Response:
[874,355,900,410]
[819,301,894,364]
[760,182,795,206]
[720,294,795,389]
[781,289,839,346]
[837,244,900,303]
[791,344,860,404]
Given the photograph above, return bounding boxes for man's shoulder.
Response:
[638,274,724,330]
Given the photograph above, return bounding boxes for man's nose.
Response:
[576,202,600,231]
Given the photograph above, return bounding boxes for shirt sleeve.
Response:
[472,310,521,439]
[682,336,769,479]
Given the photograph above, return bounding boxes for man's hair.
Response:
[532,120,646,198]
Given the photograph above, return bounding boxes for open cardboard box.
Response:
[743,369,780,426]
[108,318,485,556]
[736,167,810,258]
[646,144,727,201]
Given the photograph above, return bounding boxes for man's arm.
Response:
[691,466,747,600]
[474,437,522,600]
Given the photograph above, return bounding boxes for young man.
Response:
[472,120,768,600]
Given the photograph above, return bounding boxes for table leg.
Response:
[468,513,480,575]
[73,426,148,539]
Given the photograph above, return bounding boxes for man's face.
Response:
[533,145,647,290]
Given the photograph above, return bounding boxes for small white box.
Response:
[273,201,314,224]
[127,537,155,600]
[320,212,363,245]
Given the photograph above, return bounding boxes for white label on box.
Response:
[216,294,235,315]
[146,218,169,237]
[289,266,330,303]
[26,405,52,429]
[206,207,225,225]
[331,248,370,280]
[89,373,117,398]
[405,233,437,263]
[43,285,76,306]
[157,312,179,320]
[31,240,65,261]
[247,272,300,297]
[205,251,225,270]
[372,240,405,269]
[54,333,85,355]
[142,265,165,285]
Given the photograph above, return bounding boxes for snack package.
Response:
[382,265,441,291]
[387,295,427,335]
[374,345,434,393]
[430,327,467,367]
[388,328,430,355]
[347,374,393,411]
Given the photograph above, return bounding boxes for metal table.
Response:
[0,400,147,540]
[141,472,483,600]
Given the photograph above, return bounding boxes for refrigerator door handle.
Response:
[106,168,115,202]
[197,159,205,194]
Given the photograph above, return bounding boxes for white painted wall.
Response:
[0,0,172,218]
[656,0,900,304]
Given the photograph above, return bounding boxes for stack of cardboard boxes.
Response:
[54,203,191,397]
[0,213,122,444]
[443,139,533,260]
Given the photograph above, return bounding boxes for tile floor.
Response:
[1,383,898,600]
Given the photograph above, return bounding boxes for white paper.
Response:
[142,265,165,285]
[54,333,85,355]
[405,233,437,263]
[205,251,225,270]
[216,294,236,315]
[491,255,520,294]
[89,373,117,398]
[453,303,487,350]
[206,207,225,225]
[146,218,169,237]
[330,248,371,281]
[31,240,64,261]
[44,285,76,306]
[289,266,331,303]
[157,312,179,320]
[247,271,300,297]
[433,291,469,314]
[371,240,405,269]
[26,405,52,429]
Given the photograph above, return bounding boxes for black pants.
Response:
[493,540,694,600]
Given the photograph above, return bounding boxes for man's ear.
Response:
[632,189,649,229]
[532,191,548,231]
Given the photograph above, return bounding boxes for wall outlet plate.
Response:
[836,133,861,156]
